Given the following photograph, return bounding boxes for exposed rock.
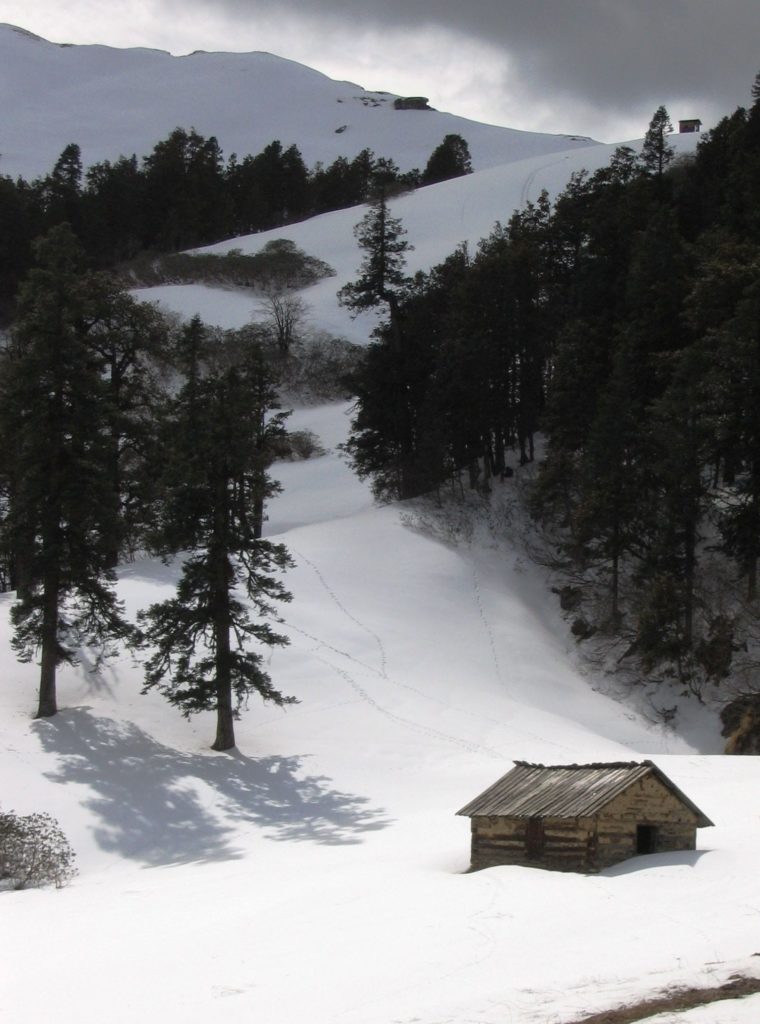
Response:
[555,585,583,612]
[721,693,760,754]
[393,97,432,111]
[571,617,596,641]
[695,614,736,680]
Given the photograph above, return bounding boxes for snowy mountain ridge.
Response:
[0,22,596,181]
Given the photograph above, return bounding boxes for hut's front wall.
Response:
[469,815,597,872]
[593,821,697,869]
[594,774,699,869]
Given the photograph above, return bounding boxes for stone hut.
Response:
[457,760,713,873]
[679,118,702,133]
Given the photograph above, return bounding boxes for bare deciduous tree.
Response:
[258,289,309,355]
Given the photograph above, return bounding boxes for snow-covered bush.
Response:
[280,429,325,461]
[278,332,363,402]
[120,241,334,291]
[0,810,77,890]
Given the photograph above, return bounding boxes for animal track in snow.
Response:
[288,547,574,757]
[292,547,388,678]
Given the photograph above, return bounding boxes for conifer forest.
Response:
[343,97,760,697]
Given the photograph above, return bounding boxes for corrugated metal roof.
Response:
[456,760,713,827]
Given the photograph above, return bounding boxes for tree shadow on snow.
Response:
[33,709,391,867]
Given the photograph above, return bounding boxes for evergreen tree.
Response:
[621,207,689,395]
[574,336,654,622]
[81,155,145,265]
[142,128,229,250]
[139,345,294,751]
[421,134,473,185]
[339,194,419,495]
[0,176,37,321]
[337,191,413,330]
[581,208,690,640]
[83,280,170,564]
[227,141,309,233]
[0,225,133,717]
[41,144,83,231]
[503,196,554,465]
[173,313,208,410]
[641,105,675,179]
[344,286,441,500]
[710,276,760,600]
[348,148,378,202]
[633,344,712,672]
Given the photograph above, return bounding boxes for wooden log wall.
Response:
[470,815,597,872]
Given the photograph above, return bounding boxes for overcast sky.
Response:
[2,0,758,141]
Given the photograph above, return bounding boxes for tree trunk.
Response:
[683,517,696,649]
[210,518,235,751]
[211,594,235,750]
[212,645,235,751]
[611,518,621,624]
[104,428,122,570]
[387,294,404,355]
[747,448,760,602]
[10,525,35,604]
[252,490,264,541]
[37,569,60,718]
[748,556,757,603]
[494,431,506,476]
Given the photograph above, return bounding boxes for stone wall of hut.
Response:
[594,774,698,869]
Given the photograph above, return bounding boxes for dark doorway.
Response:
[526,817,545,859]
[636,824,658,854]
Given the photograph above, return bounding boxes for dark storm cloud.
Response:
[177,0,760,127]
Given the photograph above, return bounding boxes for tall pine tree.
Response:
[641,105,675,179]
[337,190,413,335]
[0,225,133,717]
[139,344,294,751]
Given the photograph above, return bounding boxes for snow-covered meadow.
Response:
[2,24,759,1024]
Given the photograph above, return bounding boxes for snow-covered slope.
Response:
[2,25,756,1024]
[1,399,757,1024]
[0,22,596,181]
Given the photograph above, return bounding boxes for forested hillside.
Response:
[0,28,603,753]
[344,94,760,705]
[0,128,475,323]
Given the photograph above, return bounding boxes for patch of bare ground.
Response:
[565,973,760,1024]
